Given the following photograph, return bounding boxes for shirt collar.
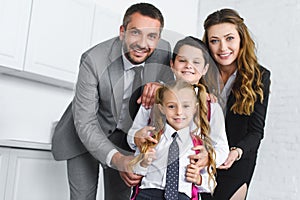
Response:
[164,123,191,143]
[121,48,145,71]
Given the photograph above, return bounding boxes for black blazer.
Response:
[220,65,271,182]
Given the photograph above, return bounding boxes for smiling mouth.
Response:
[131,45,149,54]
[218,52,232,58]
[181,71,194,75]
[174,118,186,122]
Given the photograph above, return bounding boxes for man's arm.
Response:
[73,52,115,165]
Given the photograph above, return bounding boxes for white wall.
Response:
[198,1,300,199]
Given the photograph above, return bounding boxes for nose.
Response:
[185,61,193,69]
[137,34,147,49]
[220,40,227,51]
[176,105,183,115]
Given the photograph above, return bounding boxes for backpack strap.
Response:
[191,100,211,200]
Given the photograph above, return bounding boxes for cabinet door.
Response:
[0,0,31,70]
[90,5,121,47]
[24,0,94,84]
[5,149,69,200]
[0,148,10,200]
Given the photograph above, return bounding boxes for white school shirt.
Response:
[127,102,229,193]
[133,124,210,197]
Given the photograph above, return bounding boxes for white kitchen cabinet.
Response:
[0,0,96,89]
[0,0,31,70]
[0,146,69,200]
[0,148,10,200]
[24,0,95,85]
[0,141,105,200]
[90,5,121,47]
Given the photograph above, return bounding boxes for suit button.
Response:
[108,130,112,134]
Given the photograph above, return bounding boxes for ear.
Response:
[119,25,125,40]
[170,60,175,73]
[158,104,165,115]
[202,64,209,75]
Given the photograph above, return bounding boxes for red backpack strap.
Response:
[191,101,210,199]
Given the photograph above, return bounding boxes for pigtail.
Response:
[193,83,217,192]
[129,86,166,169]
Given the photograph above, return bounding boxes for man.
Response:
[51,3,174,200]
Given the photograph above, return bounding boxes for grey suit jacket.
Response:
[51,37,174,164]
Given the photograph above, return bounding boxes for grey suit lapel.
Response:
[108,39,124,118]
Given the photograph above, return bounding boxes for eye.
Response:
[178,59,186,63]
[183,104,191,108]
[148,33,158,40]
[168,105,175,109]
[130,29,140,36]
[227,36,234,41]
[210,39,219,44]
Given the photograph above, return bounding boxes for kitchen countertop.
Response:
[0,139,51,151]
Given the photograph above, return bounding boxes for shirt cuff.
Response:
[106,149,118,167]
[127,131,137,150]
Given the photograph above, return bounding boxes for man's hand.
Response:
[119,171,142,187]
[111,152,142,187]
[134,126,158,151]
[137,82,162,109]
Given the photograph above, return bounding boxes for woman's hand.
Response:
[218,149,239,170]
[134,126,158,151]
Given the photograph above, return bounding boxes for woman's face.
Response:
[171,45,208,85]
[207,23,240,68]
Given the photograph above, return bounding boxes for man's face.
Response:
[120,12,161,64]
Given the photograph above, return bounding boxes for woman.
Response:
[202,8,271,200]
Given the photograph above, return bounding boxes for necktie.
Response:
[129,66,143,120]
[165,132,179,200]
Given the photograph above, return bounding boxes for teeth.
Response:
[182,71,194,74]
[219,53,231,57]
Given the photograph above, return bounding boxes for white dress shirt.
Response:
[105,52,145,167]
[128,102,229,193]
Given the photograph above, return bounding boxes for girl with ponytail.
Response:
[128,36,229,199]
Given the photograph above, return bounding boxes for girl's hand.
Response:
[186,163,202,185]
[140,147,156,168]
[134,126,158,151]
[137,82,163,109]
[206,93,218,103]
[189,145,209,170]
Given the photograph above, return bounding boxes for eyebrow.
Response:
[210,32,235,39]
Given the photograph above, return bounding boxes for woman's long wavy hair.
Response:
[130,79,216,191]
[203,8,264,115]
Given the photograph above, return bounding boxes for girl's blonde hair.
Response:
[130,79,217,191]
[203,8,265,115]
